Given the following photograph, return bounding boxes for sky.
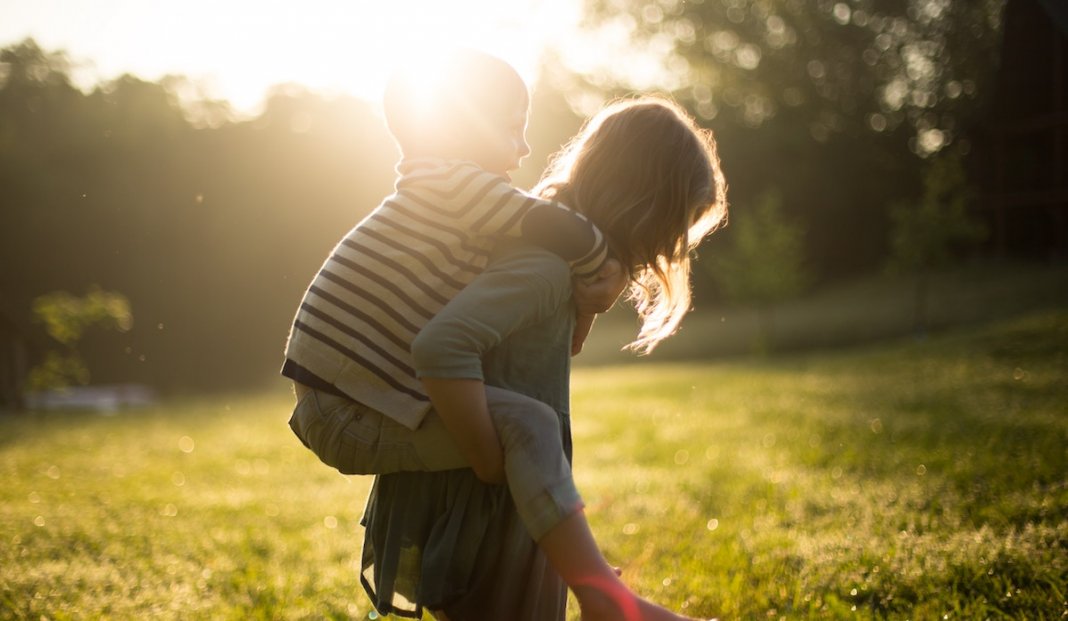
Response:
[0,0,617,115]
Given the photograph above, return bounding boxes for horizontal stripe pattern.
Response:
[283,157,607,429]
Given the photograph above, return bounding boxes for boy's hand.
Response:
[573,259,628,315]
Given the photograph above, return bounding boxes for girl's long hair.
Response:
[534,97,727,354]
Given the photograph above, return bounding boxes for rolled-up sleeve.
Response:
[410,248,571,380]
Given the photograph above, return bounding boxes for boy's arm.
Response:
[440,168,619,355]
[517,202,608,282]
[405,163,608,279]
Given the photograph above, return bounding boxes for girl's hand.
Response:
[571,259,628,356]
[574,259,628,315]
[420,377,505,484]
[571,312,596,356]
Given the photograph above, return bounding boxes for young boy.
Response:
[283,48,621,489]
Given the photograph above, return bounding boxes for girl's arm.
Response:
[420,378,504,484]
[410,247,572,484]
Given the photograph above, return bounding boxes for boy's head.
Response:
[384,49,531,176]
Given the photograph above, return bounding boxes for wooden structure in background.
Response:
[978,0,1068,259]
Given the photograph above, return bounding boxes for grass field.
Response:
[1,310,1066,619]
[578,260,1068,364]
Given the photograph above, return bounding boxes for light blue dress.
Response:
[360,245,576,620]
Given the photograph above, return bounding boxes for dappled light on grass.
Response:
[0,393,376,619]
[569,311,1067,619]
[1,312,1065,618]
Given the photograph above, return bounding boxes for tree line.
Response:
[1,40,401,392]
[1,15,998,392]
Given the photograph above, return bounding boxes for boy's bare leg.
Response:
[539,510,704,621]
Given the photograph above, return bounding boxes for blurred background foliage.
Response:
[576,0,1004,153]
[0,39,401,392]
[26,287,132,390]
[705,188,811,353]
[2,0,1063,396]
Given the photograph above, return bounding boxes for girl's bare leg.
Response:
[539,510,705,621]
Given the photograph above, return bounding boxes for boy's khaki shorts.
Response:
[287,384,583,540]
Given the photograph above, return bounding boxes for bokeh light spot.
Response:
[833,3,851,25]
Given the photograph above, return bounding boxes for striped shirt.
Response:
[282,157,607,430]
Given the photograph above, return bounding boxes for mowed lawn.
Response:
[1,311,1065,620]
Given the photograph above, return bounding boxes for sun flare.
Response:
[0,0,662,118]
[291,0,583,106]
[0,0,584,114]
